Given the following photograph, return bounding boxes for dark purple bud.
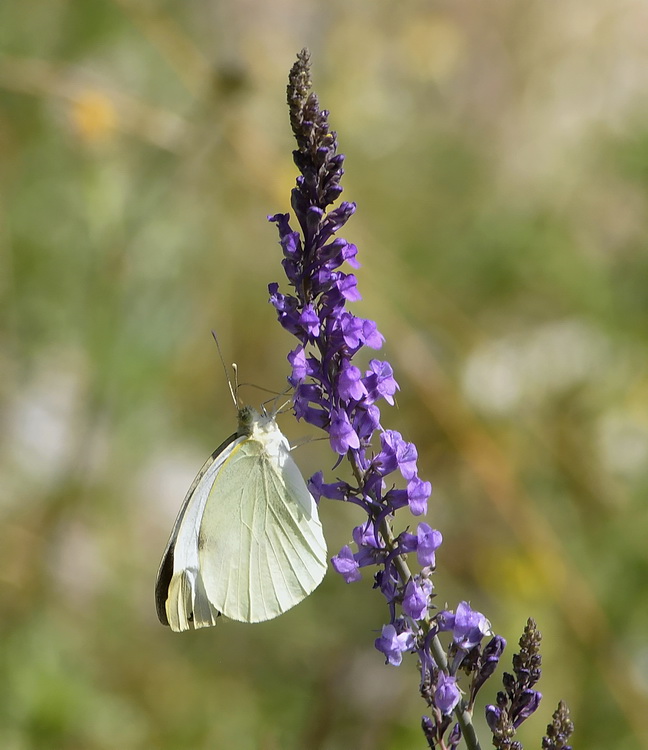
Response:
[482,636,507,672]
[377,565,399,602]
[448,722,462,749]
[306,205,324,236]
[512,690,542,727]
[316,201,356,244]
[485,705,502,732]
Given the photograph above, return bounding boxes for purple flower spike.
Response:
[267,51,523,750]
[331,545,361,583]
[375,623,415,666]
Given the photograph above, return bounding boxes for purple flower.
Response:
[329,408,360,453]
[331,546,361,583]
[364,360,399,405]
[450,601,492,651]
[417,523,442,567]
[435,673,461,715]
[397,531,418,554]
[353,404,381,440]
[308,471,350,501]
[407,477,432,516]
[337,272,362,301]
[288,346,310,385]
[299,304,320,337]
[375,623,415,666]
[361,320,384,349]
[338,361,367,401]
[402,579,430,619]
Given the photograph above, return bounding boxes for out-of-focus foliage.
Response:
[1,1,648,748]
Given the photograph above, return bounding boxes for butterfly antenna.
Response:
[211,330,238,411]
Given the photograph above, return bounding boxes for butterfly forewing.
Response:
[154,432,243,631]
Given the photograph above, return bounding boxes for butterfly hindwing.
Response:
[155,410,327,631]
[198,419,327,623]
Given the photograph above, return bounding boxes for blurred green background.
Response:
[2,1,648,748]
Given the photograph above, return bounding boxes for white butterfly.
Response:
[155,405,327,631]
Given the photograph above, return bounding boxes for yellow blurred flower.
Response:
[70,90,117,143]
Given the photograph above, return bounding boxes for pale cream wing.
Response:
[198,430,327,623]
[154,433,242,632]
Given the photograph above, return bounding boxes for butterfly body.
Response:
[155,407,327,631]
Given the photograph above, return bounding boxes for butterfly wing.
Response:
[198,420,327,623]
[154,432,241,631]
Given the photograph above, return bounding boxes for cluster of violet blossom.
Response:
[267,50,572,750]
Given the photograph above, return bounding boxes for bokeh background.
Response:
[2,1,648,748]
